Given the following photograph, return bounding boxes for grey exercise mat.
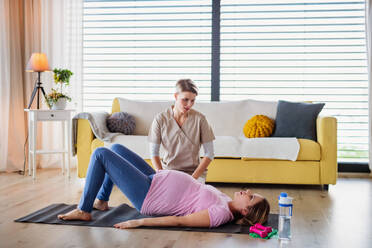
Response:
[15,203,278,234]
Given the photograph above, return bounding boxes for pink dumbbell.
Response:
[254,223,272,233]
[249,223,272,238]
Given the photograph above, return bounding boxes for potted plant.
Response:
[46,68,73,110]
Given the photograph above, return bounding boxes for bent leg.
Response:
[78,147,152,212]
[96,144,156,201]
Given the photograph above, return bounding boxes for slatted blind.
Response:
[83,0,368,162]
[220,0,368,162]
[83,0,212,111]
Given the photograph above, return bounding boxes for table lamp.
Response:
[26,53,50,109]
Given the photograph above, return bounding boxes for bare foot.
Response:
[57,209,92,221]
[93,199,109,211]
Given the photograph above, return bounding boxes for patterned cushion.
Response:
[243,115,275,138]
[106,112,136,135]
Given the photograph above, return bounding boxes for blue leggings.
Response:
[78,144,156,212]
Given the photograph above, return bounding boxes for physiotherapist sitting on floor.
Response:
[148,79,215,183]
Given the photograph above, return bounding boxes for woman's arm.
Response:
[149,142,163,171]
[114,209,210,229]
[192,141,214,179]
[192,157,211,179]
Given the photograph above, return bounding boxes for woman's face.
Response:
[233,189,264,215]
[174,91,196,114]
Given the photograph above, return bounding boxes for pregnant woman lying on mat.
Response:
[58,144,270,229]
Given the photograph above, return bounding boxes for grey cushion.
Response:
[106,112,136,135]
[272,100,325,141]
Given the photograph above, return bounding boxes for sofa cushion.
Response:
[296,138,321,161]
[241,138,320,161]
[204,136,299,161]
[243,115,274,138]
[272,100,325,141]
[211,136,242,158]
[240,137,299,161]
[106,112,136,135]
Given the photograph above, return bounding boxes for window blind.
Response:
[83,0,368,162]
[220,0,368,162]
[83,0,212,111]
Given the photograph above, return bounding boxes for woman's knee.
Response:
[110,143,130,155]
[110,143,125,151]
[92,147,112,158]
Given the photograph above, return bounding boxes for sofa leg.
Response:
[322,184,329,191]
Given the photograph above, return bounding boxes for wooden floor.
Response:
[0,169,371,248]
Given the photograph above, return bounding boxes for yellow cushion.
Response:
[243,115,274,138]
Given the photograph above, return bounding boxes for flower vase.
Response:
[51,98,67,110]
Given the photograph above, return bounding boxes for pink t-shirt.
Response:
[140,170,234,227]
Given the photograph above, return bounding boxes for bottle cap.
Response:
[278,192,293,205]
[280,192,287,198]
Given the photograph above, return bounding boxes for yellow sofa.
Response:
[76,98,337,190]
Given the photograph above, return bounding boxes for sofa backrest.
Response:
[116,97,171,135]
[193,99,277,137]
[115,97,278,136]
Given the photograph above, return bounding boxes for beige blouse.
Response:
[148,106,215,173]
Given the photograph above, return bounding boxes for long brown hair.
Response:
[175,79,198,96]
[236,198,270,226]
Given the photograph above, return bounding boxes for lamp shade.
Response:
[26,53,50,72]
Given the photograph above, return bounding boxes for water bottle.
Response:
[278,192,293,240]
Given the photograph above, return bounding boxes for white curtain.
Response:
[38,0,83,169]
[0,0,82,172]
[367,0,372,173]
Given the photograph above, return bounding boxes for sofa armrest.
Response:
[77,119,94,178]
[316,116,337,185]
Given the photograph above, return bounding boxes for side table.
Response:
[24,109,75,179]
